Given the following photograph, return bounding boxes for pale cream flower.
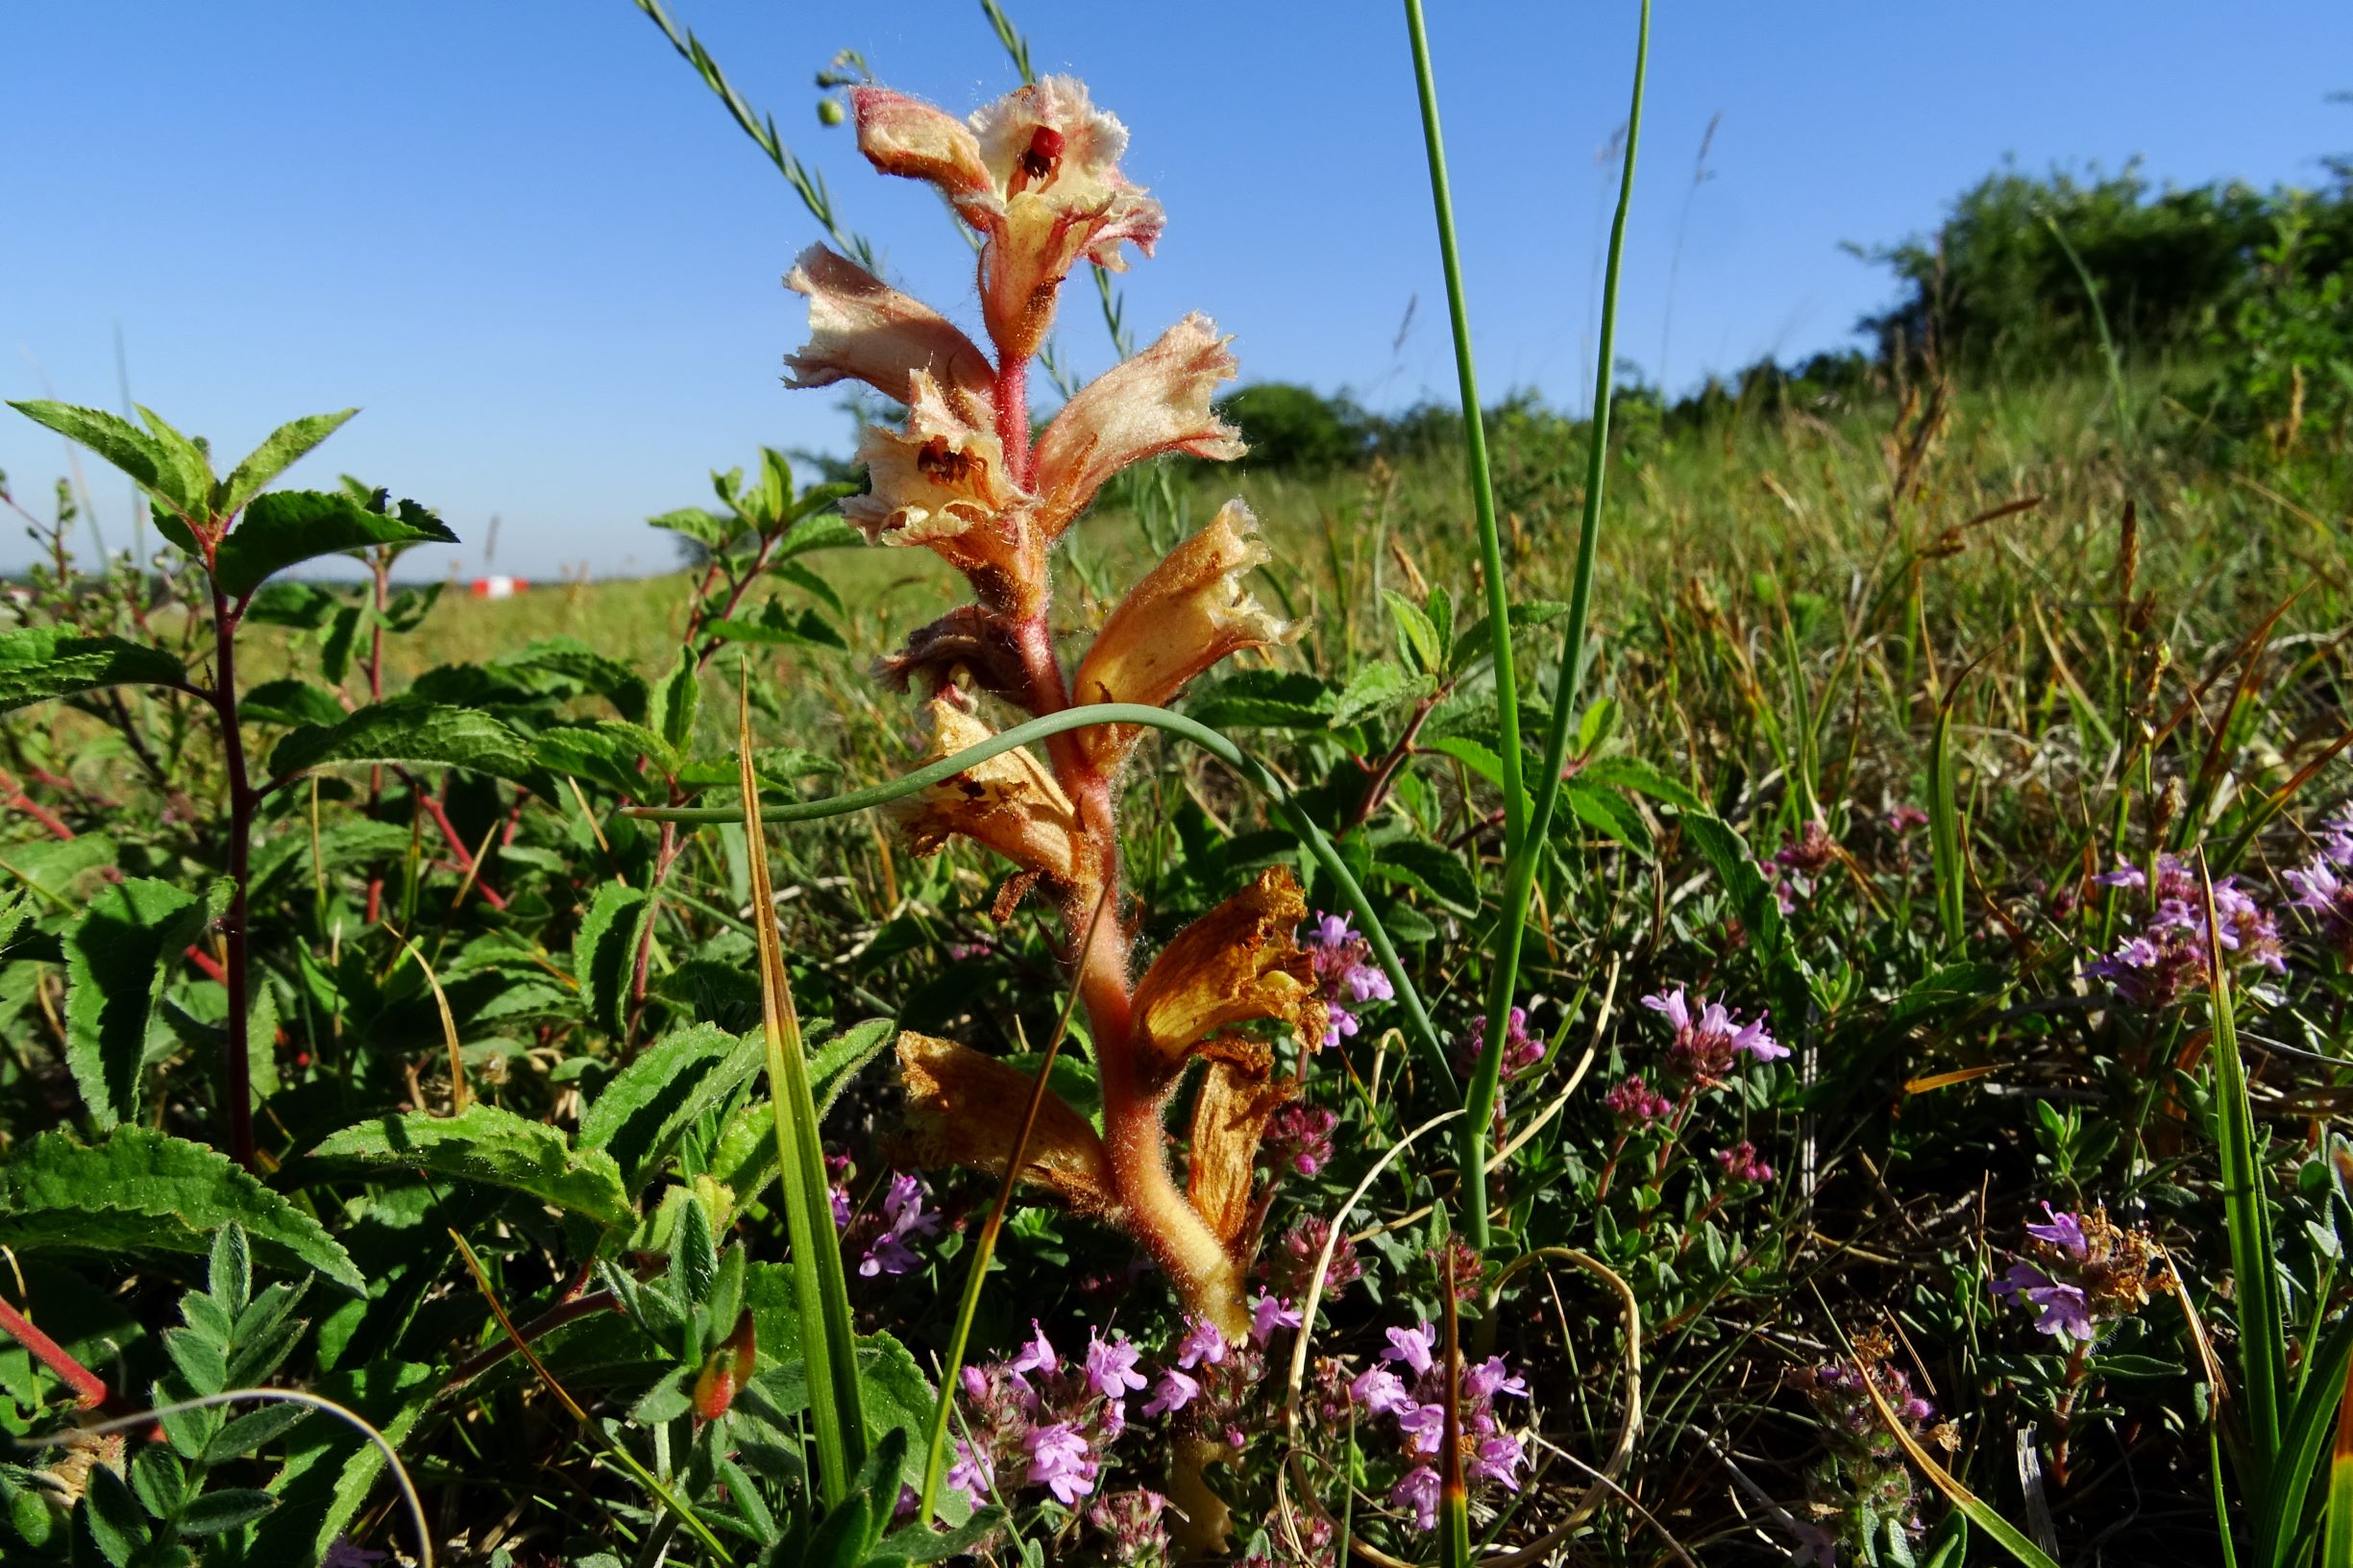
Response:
[1031,314,1244,534]
[782,245,994,427]
[892,698,1088,887]
[1069,501,1298,772]
[841,373,1045,613]
[852,78,1164,359]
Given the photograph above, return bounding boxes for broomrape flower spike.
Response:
[799,79,1315,1482]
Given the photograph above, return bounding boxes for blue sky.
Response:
[4,2,2347,578]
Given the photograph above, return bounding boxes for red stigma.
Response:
[1019,124,1065,182]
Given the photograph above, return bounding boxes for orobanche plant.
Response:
[785,75,1318,1342]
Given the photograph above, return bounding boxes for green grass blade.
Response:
[1453,0,1650,1254]
[2201,855,2282,1473]
[2324,1347,2353,1568]
[1928,682,1966,951]
[917,886,1105,1525]
[1399,0,1528,1256]
[739,670,867,1504]
[2258,1262,2353,1560]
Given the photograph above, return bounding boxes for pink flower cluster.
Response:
[2089,852,2285,1008]
[1262,1102,1337,1177]
[1604,1073,1673,1123]
[948,1320,1136,1508]
[1642,984,1786,1087]
[1714,1139,1776,1186]
[1458,1004,1547,1081]
[1346,1322,1529,1531]
[949,1302,1304,1511]
[828,1163,941,1278]
[1263,1213,1362,1305]
[2286,804,2353,963]
[1300,910,1393,1048]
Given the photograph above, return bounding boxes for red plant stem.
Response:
[1592,1129,1630,1201]
[995,355,1032,489]
[207,580,257,1171]
[412,780,508,912]
[0,767,75,841]
[990,344,1243,1334]
[184,943,228,985]
[0,1292,108,1409]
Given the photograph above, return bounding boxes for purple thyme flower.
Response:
[1084,1329,1148,1401]
[2091,852,2286,1007]
[1886,803,1928,835]
[856,1172,941,1277]
[946,1439,996,1507]
[1142,1367,1199,1416]
[2288,852,2353,961]
[2023,1201,2089,1257]
[1350,1364,1410,1415]
[1390,1464,1440,1532]
[1249,1293,1303,1345]
[1301,910,1392,1048]
[1464,1355,1529,1402]
[1644,984,1787,1084]
[1994,1263,2096,1341]
[1395,1400,1445,1455]
[1470,1429,1527,1489]
[1175,1316,1228,1370]
[1382,1322,1436,1378]
[1023,1421,1097,1506]
[1008,1319,1059,1379]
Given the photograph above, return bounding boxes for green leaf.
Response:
[1330,659,1430,727]
[776,508,862,555]
[307,1104,633,1230]
[1928,694,1967,952]
[202,1402,313,1463]
[1373,838,1482,915]
[708,600,847,650]
[79,1462,148,1566]
[213,409,358,517]
[2205,874,2283,1472]
[268,700,540,792]
[176,1487,278,1535]
[64,877,230,1127]
[574,882,654,1040]
[1384,588,1443,674]
[240,678,349,729]
[648,648,700,756]
[0,625,187,713]
[1449,598,1569,673]
[2266,1310,2353,1562]
[533,721,679,798]
[492,637,650,723]
[580,1023,765,1195]
[1578,754,1704,813]
[0,1128,363,1293]
[213,490,457,599]
[1425,734,1533,822]
[1184,668,1335,730]
[648,507,736,551]
[1558,775,1654,855]
[1681,813,1784,955]
[9,399,204,527]
[708,1020,896,1209]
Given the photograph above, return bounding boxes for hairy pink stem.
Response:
[992,345,1242,1333]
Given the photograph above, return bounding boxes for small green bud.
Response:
[817,97,846,128]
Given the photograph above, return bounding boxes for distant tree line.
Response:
[1215,139,2353,469]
